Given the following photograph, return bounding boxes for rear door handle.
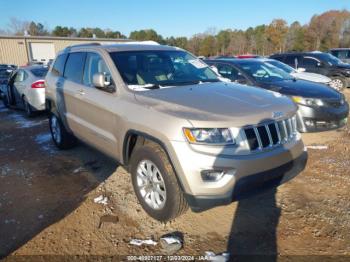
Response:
[78,89,85,95]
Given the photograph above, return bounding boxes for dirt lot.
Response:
[1,92,350,261]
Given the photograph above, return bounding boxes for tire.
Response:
[3,91,10,108]
[23,96,35,117]
[3,87,12,108]
[330,77,346,91]
[130,141,188,222]
[49,112,77,149]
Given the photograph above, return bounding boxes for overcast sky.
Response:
[0,0,349,37]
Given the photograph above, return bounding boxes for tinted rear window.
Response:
[52,53,68,76]
[64,52,86,83]
[0,69,12,78]
[30,68,48,77]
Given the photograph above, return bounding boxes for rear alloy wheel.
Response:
[23,96,34,117]
[49,113,77,149]
[330,77,346,91]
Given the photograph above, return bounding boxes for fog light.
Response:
[201,169,235,182]
[304,120,315,127]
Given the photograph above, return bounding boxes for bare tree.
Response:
[7,17,30,35]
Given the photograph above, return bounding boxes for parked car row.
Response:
[206,58,348,133]
[0,43,348,222]
[270,51,350,90]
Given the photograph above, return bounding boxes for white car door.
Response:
[13,70,27,104]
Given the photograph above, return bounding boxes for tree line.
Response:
[1,9,349,56]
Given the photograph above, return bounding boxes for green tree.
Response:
[105,30,126,38]
[28,21,48,36]
[129,29,163,43]
[199,35,217,57]
[52,26,77,37]
[216,30,231,55]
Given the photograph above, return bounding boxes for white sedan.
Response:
[3,66,48,116]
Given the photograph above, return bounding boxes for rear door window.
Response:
[216,63,246,82]
[284,56,298,68]
[14,70,25,82]
[300,56,319,69]
[52,53,68,76]
[64,52,86,83]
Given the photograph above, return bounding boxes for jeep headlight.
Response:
[183,128,235,145]
[292,96,324,107]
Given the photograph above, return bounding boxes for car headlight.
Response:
[183,128,235,145]
[292,96,324,107]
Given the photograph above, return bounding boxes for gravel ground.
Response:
[0,91,350,261]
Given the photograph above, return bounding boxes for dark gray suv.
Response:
[270,52,350,90]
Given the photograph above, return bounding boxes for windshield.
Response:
[237,61,294,83]
[266,60,295,74]
[313,53,344,66]
[30,68,48,77]
[110,50,218,89]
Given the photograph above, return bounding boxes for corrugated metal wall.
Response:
[0,36,126,66]
[0,38,28,66]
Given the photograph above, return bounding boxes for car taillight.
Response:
[31,80,45,88]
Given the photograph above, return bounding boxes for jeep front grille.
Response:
[244,116,297,151]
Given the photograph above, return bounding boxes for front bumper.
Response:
[296,103,349,132]
[169,136,306,211]
[185,150,307,212]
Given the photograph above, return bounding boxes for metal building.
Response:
[0,35,129,66]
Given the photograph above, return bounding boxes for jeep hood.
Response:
[134,82,297,127]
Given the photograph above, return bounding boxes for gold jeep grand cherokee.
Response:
[45,42,307,221]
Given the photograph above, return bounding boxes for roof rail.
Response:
[65,42,101,50]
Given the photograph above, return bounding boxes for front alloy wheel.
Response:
[136,160,167,210]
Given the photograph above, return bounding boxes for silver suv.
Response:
[45,43,308,221]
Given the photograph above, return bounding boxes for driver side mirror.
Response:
[93,73,115,93]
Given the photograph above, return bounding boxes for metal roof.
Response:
[0,34,131,42]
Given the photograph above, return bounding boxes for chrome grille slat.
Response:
[244,115,297,151]
[253,127,263,149]
[287,119,293,138]
[275,122,281,143]
[282,121,288,141]
[265,124,273,146]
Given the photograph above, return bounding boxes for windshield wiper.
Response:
[200,79,221,83]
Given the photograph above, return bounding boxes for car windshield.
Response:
[313,53,344,66]
[237,61,294,83]
[30,68,48,77]
[266,60,295,74]
[110,50,219,89]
